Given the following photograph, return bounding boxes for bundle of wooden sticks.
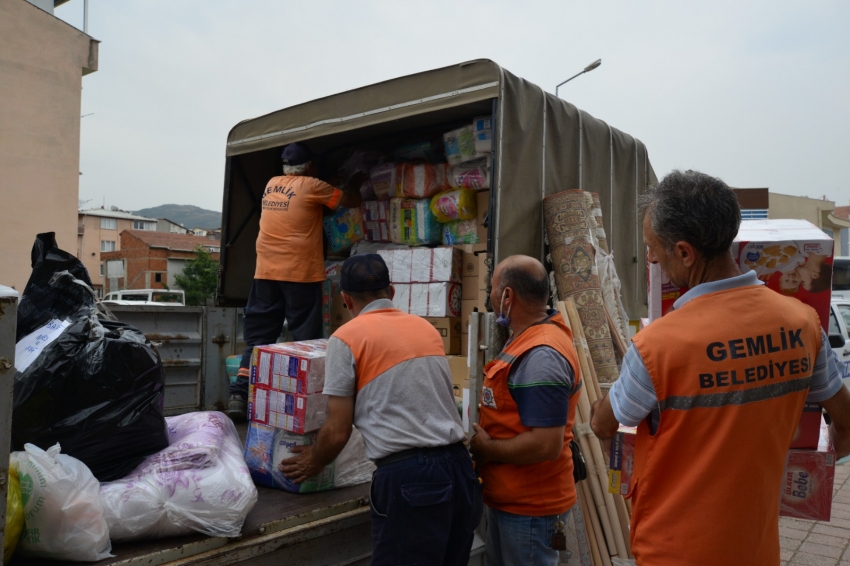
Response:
[557,298,633,566]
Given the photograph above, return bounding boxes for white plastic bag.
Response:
[11,444,112,562]
[334,428,376,488]
[100,411,258,542]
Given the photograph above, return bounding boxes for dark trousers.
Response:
[231,279,323,398]
[369,443,483,566]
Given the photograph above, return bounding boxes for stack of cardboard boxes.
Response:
[244,339,336,493]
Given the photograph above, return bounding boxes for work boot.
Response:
[226,395,247,422]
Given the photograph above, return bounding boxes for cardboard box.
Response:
[426,317,462,355]
[609,419,836,522]
[384,247,462,284]
[792,402,822,450]
[251,340,327,395]
[447,355,468,396]
[462,251,481,277]
[248,383,328,433]
[361,200,391,242]
[733,219,834,331]
[243,422,335,493]
[461,299,481,334]
[781,419,835,521]
[608,425,637,495]
[647,262,687,321]
[393,283,461,317]
[462,277,478,300]
[331,291,351,327]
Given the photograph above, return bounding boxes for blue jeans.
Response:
[369,443,483,566]
[485,506,571,566]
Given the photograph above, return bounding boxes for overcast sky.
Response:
[57,1,850,213]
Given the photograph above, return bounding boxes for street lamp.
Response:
[555,59,602,97]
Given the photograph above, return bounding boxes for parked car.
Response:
[101,289,185,306]
[828,298,850,385]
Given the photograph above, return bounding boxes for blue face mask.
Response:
[495,289,512,328]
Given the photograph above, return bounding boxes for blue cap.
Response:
[281,142,314,166]
[340,254,391,292]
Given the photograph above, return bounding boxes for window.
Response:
[133,221,155,231]
[741,209,768,220]
[207,246,220,253]
[100,263,104,277]
[101,218,117,229]
[100,240,116,252]
[155,273,163,283]
[834,258,850,291]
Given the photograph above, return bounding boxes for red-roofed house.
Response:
[101,230,220,294]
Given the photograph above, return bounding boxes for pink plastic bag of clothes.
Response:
[99,412,257,542]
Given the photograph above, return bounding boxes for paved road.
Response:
[781,462,850,565]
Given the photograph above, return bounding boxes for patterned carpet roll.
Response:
[543,189,619,382]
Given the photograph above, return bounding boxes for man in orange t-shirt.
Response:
[227,142,362,419]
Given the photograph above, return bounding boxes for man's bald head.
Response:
[493,255,550,307]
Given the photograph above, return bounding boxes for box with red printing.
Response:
[250,339,327,395]
[607,425,637,495]
[781,418,835,521]
[647,262,687,322]
[733,219,834,332]
[248,383,328,434]
[792,402,822,450]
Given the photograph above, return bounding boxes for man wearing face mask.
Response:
[469,255,582,566]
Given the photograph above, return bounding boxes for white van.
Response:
[101,289,185,306]
[828,299,850,385]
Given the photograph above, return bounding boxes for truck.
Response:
[1,60,657,565]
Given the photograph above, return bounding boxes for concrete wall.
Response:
[769,193,834,230]
[0,0,98,292]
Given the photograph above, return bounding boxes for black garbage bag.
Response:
[13,234,169,481]
[16,232,96,340]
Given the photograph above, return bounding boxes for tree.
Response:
[174,246,219,306]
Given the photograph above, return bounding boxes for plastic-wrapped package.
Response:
[393,140,444,162]
[396,162,449,198]
[11,444,112,561]
[361,200,391,242]
[334,428,376,488]
[4,467,23,564]
[389,198,441,246]
[442,219,480,245]
[443,126,477,165]
[449,158,490,190]
[359,179,377,200]
[395,283,462,317]
[99,412,258,542]
[430,188,477,223]
[370,163,399,200]
[340,150,382,179]
[472,115,493,155]
[323,207,365,252]
[244,424,373,493]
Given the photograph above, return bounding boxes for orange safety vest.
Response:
[332,307,446,392]
[629,285,822,565]
[478,312,582,516]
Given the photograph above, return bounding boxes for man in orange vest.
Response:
[227,142,362,420]
[278,254,482,565]
[591,169,850,565]
[470,255,583,566]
